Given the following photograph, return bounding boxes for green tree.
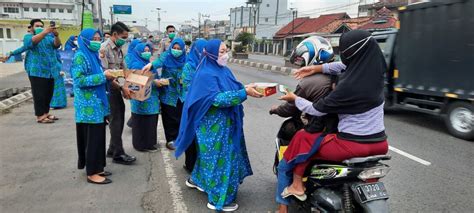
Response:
[235,32,255,46]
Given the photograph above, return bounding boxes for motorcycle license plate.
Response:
[355,182,388,203]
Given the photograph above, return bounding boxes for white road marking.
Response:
[158,123,188,212]
[389,146,432,166]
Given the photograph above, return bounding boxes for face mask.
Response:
[34,27,44,35]
[171,49,183,58]
[115,38,126,47]
[88,41,102,52]
[217,53,229,67]
[141,52,152,60]
[168,33,176,40]
[73,40,78,46]
[340,36,372,65]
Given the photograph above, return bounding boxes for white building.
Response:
[229,0,292,40]
[0,0,92,25]
[255,0,292,39]
[0,0,94,55]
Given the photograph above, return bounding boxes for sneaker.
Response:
[185,178,204,192]
[207,202,239,212]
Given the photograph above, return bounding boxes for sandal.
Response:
[47,115,59,120]
[281,187,307,201]
[37,117,55,124]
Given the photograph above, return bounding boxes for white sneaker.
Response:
[207,203,239,212]
[185,178,204,192]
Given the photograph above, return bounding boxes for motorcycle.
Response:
[274,118,391,213]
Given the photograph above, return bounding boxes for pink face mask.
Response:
[217,53,229,67]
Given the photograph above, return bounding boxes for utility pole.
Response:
[109,6,114,26]
[97,0,103,31]
[156,8,162,33]
[275,0,280,25]
[198,12,201,38]
[144,18,148,28]
[290,8,297,50]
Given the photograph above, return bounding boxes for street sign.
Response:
[113,5,132,15]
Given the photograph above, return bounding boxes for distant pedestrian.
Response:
[157,25,176,56]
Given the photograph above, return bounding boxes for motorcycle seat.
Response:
[342,155,391,165]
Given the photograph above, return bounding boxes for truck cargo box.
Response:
[395,0,474,100]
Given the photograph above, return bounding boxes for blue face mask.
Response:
[171,49,183,58]
[141,52,152,60]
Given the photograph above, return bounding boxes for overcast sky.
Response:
[101,0,370,31]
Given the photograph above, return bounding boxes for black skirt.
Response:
[76,122,106,176]
[131,113,158,151]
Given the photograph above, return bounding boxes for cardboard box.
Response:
[254,83,278,97]
[123,70,154,101]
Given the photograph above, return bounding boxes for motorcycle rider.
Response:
[277,30,389,213]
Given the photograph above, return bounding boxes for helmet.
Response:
[290,36,334,67]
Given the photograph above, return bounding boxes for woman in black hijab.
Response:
[276,30,389,212]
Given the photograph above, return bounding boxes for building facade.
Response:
[229,0,292,40]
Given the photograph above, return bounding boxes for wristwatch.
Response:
[116,77,126,88]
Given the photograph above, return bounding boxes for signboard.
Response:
[82,10,94,29]
[113,5,132,15]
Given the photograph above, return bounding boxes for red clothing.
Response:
[283,130,388,176]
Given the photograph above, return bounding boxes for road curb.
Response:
[0,89,32,113]
[229,58,295,75]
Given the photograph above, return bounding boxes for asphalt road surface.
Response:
[0,63,472,212]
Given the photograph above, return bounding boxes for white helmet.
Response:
[290,36,334,67]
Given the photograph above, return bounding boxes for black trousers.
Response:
[184,139,197,171]
[29,76,54,116]
[107,88,126,157]
[76,122,106,176]
[132,113,158,151]
[161,100,183,142]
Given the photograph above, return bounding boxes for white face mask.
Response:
[217,53,229,67]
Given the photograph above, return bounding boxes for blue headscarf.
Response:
[126,39,143,68]
[175,39,245,158]
[127,38,142,55]
[77,28,108,108]
[128,43,152,69]
[64,35,77,51]
[186,39,207,70]
[163,38,186,69]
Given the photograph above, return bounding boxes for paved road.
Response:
[0,63,472,212]
[0,63,29,90]
[247,54,286,67]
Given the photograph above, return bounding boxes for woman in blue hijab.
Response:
[125,38,142,68]
[180,38,207,173]
[174,39,263,211]
[64,35,77,51]
[49,47,67,109]
[71,28,114,184]
[128,43,162,152]
[142,38,187,150]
